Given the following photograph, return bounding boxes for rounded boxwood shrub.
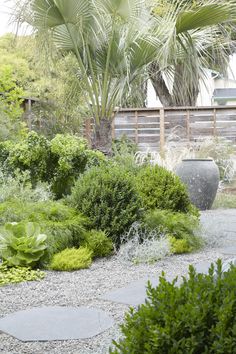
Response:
[135,164,195,214]
[69,165,142,247]
[110,260,236,354]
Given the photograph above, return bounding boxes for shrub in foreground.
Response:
[110,260,236,354]
[70,165,141,247]
[135,165,196,214]
[50,247,92,271]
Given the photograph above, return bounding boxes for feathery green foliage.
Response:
[50,247,92,271]
[82,230,114,258]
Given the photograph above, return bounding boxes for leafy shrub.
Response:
[70,165,141,247]
[50,247,92,271]
[143,209,202,252]
[0,222,47,267]
[49,134,105,197]
[0,131,50,185]
[0,263,45,286]
[135,165,194,213]
[110,260,236,354]
[0,132,106,198]
[81,230,114,258]
[0,200,87,261]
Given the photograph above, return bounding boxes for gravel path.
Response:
[0,246,233,354]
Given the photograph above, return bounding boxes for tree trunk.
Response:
[172,64,199,106]
[92,117,113,155]
[149,62,174,107]
[149,62,200,107]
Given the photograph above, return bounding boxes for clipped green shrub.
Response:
[143,209,202,252]
[82,230,114,258]
[135,165,194,213]
[0,263,45,286]
[0,131,51,184]
[0,200,87,260]
[69,165,141,247]
[0,132,106,198]
[50,247,92,271]
[49,134,105,197]
[110,260,236,354]
[0,222,47,267]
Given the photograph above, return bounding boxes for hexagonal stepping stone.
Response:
[0,306,114,342]
[101,277,160,306]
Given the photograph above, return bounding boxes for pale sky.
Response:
[0,0,236,80]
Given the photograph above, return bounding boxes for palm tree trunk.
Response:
[172,64,199,106]
[92,118,113,155]
[149,63,174,107]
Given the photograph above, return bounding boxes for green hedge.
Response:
[111,260,236,354]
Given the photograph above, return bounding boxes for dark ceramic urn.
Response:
[175,159,220,210]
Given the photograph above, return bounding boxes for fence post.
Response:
[186,109,190,142]
[213,108,217,136]
[160,108,165,155]
[135,110,138,144]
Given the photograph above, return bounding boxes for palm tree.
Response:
[13,0,233,152]
[150,0,235,106]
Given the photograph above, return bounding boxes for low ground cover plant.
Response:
[0,263,45,286]
[50,247,92,271]
[110,260,236,354]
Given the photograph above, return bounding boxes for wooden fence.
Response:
[112,106,236,151]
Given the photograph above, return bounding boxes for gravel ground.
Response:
[0,245,233,354]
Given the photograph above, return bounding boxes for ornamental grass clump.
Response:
[110,260,236,354]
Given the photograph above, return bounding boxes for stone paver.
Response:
[101,277,160,306]
[0,306,114,342]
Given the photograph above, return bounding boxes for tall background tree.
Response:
[150,0,236,106]
[13,0,234,152]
